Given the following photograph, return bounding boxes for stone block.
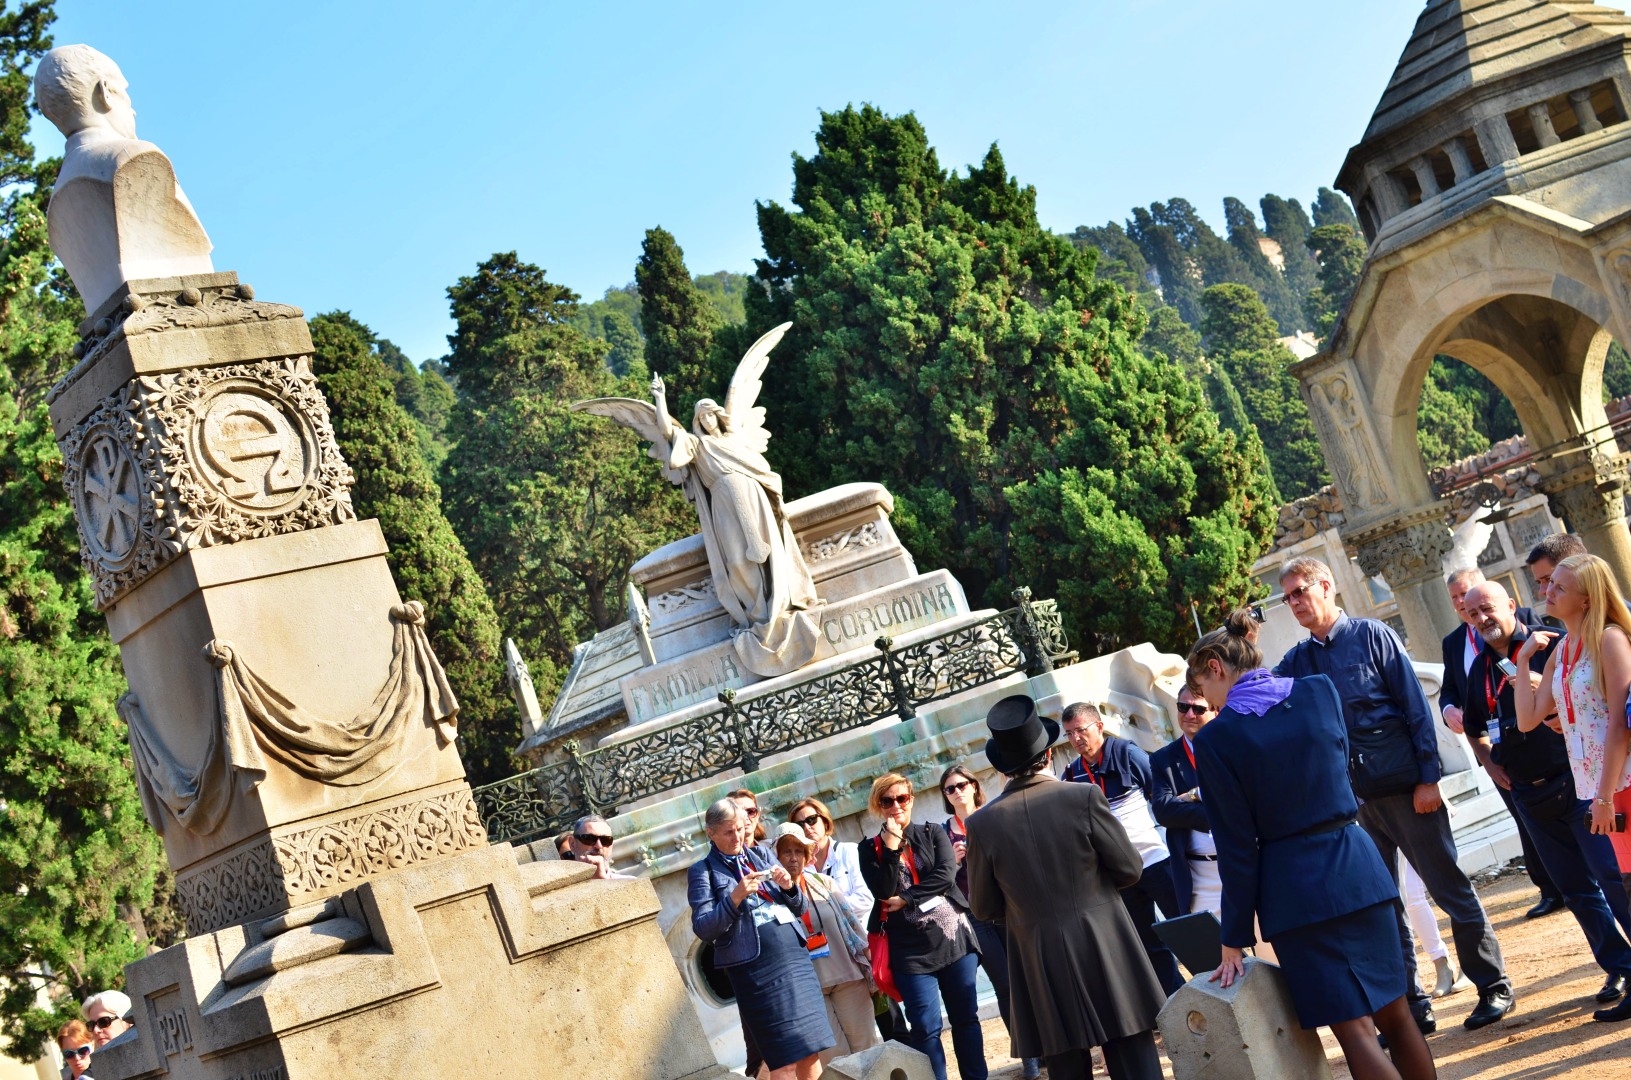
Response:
[90,845,727,1080]
[825,1041,936,1080]
[1157,959,1330,1080]
[619,569,970,723]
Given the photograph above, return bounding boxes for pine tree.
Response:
[636,227,722,411]
[1312,187,1360,231]
[308,312,514,785]
[1201,284,1328,499]
[437,254,692,696]
[1259,195,1321,316]
[746,107,1277,652]
[1304,223,1369,340]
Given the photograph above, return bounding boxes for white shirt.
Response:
[1107,788,1169,869]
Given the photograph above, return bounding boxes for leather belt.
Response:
[1300,817,1356,837]
[1188,854,1218,862]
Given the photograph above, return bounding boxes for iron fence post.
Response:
[719,688,760,773]
[1010,586,1055,676]
[563,739,602,817]
[875,636,916,721]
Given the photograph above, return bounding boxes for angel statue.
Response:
[573,322,822,678]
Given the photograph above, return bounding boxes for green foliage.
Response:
[1223,197,1301,333]
[1605,341,1631,402]
[1067,222,1158,303]
[308,312,514,785]
[437,254,692,697]
[1416,359,1492,469]
[694,271,751,327]
[1201,284,1327,499]
[1138,303,1252,439]
[569,284,644,374]
[1313,186,1360,231]
[1259,195,1320,312]
[1303,223,1367,340]
[746,105,1277,653]
[637,227,723,410]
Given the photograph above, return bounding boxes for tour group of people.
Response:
[52,990,133,1079]
[680,532,1631,1080]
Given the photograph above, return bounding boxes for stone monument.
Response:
[38,44,740,1080]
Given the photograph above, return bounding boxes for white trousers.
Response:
[1400,854,1448,962]
[1191,858,1278,964]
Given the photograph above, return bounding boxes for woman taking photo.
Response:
[772,823,881,1061]
[857,772,987,1080]
[688,797,832,1080]
[939,764,1040,1080]
[1188,611,1435,1080]
[1513,553,1631,1022]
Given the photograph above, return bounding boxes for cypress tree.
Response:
[636,227,722,411]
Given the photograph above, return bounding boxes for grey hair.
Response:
[704,797,742,830]
[34,45,121,136]
[1280,556,1333,586]
[1446,567,1485,588]
[571,814,609,835]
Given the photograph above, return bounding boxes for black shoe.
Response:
[1464,989,1515,1030]
[1412,1004,1437,1035]
[1525,895,1566,919]
[1595,994,1631,1022]
[1598,974,1628,1003]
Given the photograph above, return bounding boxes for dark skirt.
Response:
[726,916,834,1069]
[1271,900,1407,1029]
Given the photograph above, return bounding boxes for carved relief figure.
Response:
[34,45,213,314]
[1307,372,1391,511]
[574,323,821,677]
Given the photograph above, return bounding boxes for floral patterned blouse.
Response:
[1553,639,1631,797]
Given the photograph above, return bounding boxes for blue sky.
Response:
[40,0,1434,362]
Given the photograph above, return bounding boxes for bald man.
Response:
[1461,580,1631,1011]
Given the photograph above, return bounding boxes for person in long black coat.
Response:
[965,695,1166,1080]
[1189,610,1436,1080]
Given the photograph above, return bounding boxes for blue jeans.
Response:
[894,950,987,1080]
[1511,788,1631,977]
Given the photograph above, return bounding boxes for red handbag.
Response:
[867,835,919,1002]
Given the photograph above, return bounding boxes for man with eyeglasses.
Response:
[1150,687,1222,918]
[1274,556,1513,1033]
[567,814,632,880]
[1060,702,1185,996]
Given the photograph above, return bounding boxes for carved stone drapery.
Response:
[57,354,356,606]
[1304,369,1393,514]
[1352,511,1456,587]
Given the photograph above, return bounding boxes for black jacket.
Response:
[1439,606,1536,717]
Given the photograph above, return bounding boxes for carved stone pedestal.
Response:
[91,845,741,1080]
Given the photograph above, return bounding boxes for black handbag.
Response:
[1512,771,1577,823]
[1348,720,1420,799]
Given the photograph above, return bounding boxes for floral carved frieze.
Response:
[57,356,356,606]
[804,521,884,562]
[174,787,489,935]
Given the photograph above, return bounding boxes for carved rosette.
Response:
[1353,514,1455,588]
[174,787,489,934]
[58,355,356,606]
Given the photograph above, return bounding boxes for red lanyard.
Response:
[1484,647,1513,718]
[1182,737,1196,772]
[732,853,774,902]
[1561,636,1585,732]
[1078,758,1106,794]
[797,878,824,934]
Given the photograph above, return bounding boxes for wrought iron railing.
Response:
[472,589,1070,845]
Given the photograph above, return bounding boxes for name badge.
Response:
[919,895,948,913]
[772,904,796,924]
[806,932,831,959]
[1488,723,1502,747]
[1566,729,1585,765]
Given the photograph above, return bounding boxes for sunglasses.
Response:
[942,780,973,796]
[64,1045,92,1059]
[87,1016,119,1032]
[741,806,760,818]
[877,792,914,808]
[1285,581,1325,601]
[574,833,613,848]
[793,814,824,829]
[1176,702,1210,715]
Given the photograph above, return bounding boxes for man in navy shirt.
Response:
[1061,702,1185,995]
[1274,556,1513,1032]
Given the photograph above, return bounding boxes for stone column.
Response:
[1476,114,1522,166]
[1407,155,1441,199]
[1442,136,1475,185]
[1352,510,1457,662]
[1544,458,1631,592]
[1528,102,1562,148]
[1570,88,1604,134]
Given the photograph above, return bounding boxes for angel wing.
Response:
[721,321,792,455]
[571,397,676,469]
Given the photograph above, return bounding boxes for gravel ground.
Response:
[939,869,1631,1079]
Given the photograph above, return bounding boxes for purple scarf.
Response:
[1225,667,1295,716]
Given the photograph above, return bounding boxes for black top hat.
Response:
[984,694,1060,775]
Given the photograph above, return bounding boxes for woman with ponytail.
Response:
[1188,611,1435,1080]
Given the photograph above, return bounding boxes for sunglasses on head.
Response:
[877,792,914,808]
[87,1016,119,1032]
[1176,702,1209,715]
[943,779,972,796]
[64,1045,92,1059]
[574,833,613,848]
[793,814,823,829]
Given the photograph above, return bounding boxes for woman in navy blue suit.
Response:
[688,797,833,1079]
[1187,611,1436,1080]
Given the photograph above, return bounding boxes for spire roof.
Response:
[1363,0,1631,142]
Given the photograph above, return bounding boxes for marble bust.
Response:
[34,44,213,314]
